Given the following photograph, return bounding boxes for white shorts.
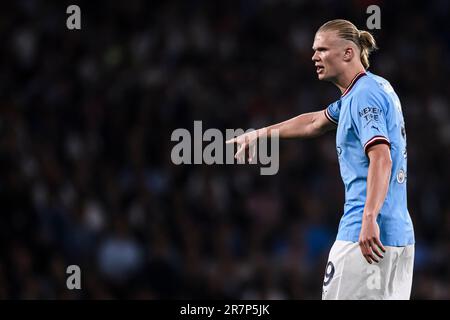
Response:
[322,240,414,300]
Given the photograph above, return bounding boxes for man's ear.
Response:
[343,47,354,62]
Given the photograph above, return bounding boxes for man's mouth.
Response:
[316,66,324,74]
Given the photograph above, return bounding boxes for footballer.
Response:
[227,19,415,300]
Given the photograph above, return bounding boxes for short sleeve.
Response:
[324,100,341,125]
[350,90,391,155]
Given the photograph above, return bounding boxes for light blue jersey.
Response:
[324,71,415,247]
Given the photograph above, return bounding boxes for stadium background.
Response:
[0,0,449,299]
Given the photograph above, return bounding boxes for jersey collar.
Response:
[341,71,366,97]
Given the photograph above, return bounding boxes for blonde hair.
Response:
[318,19,378,69]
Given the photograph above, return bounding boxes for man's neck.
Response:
[334,66,366,95]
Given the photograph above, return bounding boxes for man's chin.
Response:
[317,73,332,81]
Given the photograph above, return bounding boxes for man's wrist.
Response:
[363,211,378,221]
[258,127,269,137]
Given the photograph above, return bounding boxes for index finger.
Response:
[225,138,236,144]
[359,242,373,264]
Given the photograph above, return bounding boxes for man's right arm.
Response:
[261,109,336,139]
[226,109,336,161]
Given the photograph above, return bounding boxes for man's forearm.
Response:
[364,151,392,220]
[257,111,326,139]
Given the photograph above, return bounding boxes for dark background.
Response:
[0,0,449,299]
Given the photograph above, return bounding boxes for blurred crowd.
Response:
[0,0,450,299]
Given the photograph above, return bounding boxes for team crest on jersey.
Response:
[397,169,406,184]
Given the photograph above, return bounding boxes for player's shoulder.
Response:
[352,71,392,103]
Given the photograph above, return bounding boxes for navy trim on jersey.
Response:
[341,71,367,97]
[364,135,391,154]
[324,109,338,125]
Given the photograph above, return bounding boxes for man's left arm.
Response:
[351,89,393,264]
[359,143,391,264]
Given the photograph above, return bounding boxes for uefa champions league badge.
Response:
[397,169,406,184]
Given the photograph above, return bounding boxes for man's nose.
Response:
[312,52,319,62]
